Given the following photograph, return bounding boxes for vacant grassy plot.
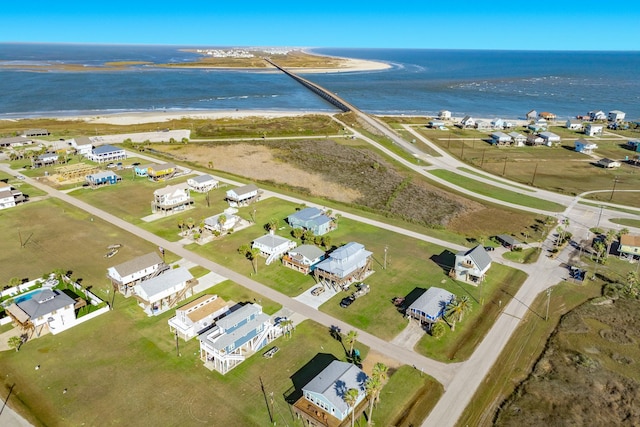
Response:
[502,247,540,264]
[610,217,640,228]
[429,169,565,212]
[0,197,165,287]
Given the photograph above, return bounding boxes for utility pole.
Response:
[530,162,539,186]
[545,288,552,321]
[461,140,465,159]
[609,176,619,202]
[384,246,388,270]
[480,149,486,168]
[596,205,604,230]
[175,331,180,357]
[502,156,508,176]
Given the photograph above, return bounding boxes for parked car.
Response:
[340,296,355,308]
[484,246,495,252]
[311,286,325,296]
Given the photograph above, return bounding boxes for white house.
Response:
[589,110,607,121]
[152,183,193,214]
[476,120,491,130]
[508,132,527,147]
[107,252,166,294]
[252,232,297,265]
[608,110,626,122]
[187,174,219,193]
[314,242,373,289]
[86,144,126,164]
[460,115,475,128]
[491,132,512,146]
[168,294,230,340]
[526,134,545,146]
[452,245,492,284]
[539,131,561,146]
[6,289,76,336]
[0,185,23,210]
[491,118,504,129]
[597,158,621,169]
[566,119,584,130]
[133,267,194,315]
[204,208,240,233]
[585,124,603,136]
[428,120,445,128]
[69,136,93,157]
[438,110,452,120]
[296,361,368,423]
[526,109,537,121]
[226,184,260,207]
[574,139,598,154]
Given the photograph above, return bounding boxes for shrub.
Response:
[431,322,446,339]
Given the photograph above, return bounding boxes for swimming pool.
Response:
[11,289,43,304]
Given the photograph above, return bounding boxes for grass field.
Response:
[0,170,48,197]
[429,169,565,212]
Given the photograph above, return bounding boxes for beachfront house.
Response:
[527,123,545,133]
[198,303,278,374]
[508,132,527,147]
[596,158,621,169]
[539,111,556,120]
[291,360,368,424]
[226,184,260,207]
[6,289,76,337]
[460,116,475,128]
[475,120,491,130]
[252,232,297,265]
[585,124,603,136]
[133,267,194,315]
[204,208,240,233]
[168,294,230,341]
[438,110,452,120]
[619,234,640,260]
[69,136,93,157]
[287,207,335,236]
[187,174,219,193]
[451,245,492,284]
[566,119,584,130]
[147,163,178,182]
[85,170,121,188]
[608,110,626,122]
[574,139,598,154]
[87,144,126,164]
[588,110,607,121]
[313,242,373,289]
[491,118,505,129]
[526,135,545,146]
[152,183,193,214]
[490,132,512,146]
[407,287,455,327]
[539,131,561,146]
[107,252,167,295]
[526,110,538,121]
[282,244,326,274]
[428,120,445,128]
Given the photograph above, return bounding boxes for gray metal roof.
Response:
[458,245,492,271]
[288,207,332,227]
[408,287,455,319]
[87,170,119,180]
[210,311,269,351]
[93,144,123,155]
[288,245,325,261]
[111,252,162,278]
[231,183,259,196]
[315,242,372,278]
[17,289,75,319]
[303,361,367,415]
[253,233,293,250]
[135,267,193,300]
[190,174,217,184]
[216,303,262,330]
[497,235,522,247]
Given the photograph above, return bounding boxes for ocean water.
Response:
[1,43,639,120]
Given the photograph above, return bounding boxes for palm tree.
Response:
[217,214,227,232]
[267,218,278,232]
[372,362,389,383]
[185,217,195,235]
[321,235,332,249]
[627,271,639,292]
[250,247,260,274]
[343,388,360,427]
[619,228,630,239]
[292,227,303,240]
[344,330,358,358]
[365,376,382,425]
[280,319,294,338]
[446,296,471,331]
[8,336,22,352]
[593,240,606,264]
[605,229,617,259]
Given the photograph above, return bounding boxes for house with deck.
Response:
[452,245,492,284]
[608,110,626,122]
[69,136,93,157]
[526,110,538,121]
[0,185,25,210]
[476,120,491,131]
[566,119,584,130]
[525,134,544,146]
[491,118,504,129]
[313,242,373,289]
[6,289,76,336]
[134,163,155,177]
[585,124,603,136]
[588,110,607,121]
[508,132,527,147]
[85,170,121,187]
[407,287,455,327]
[133,267,195,315]
[574,139,598,154]
[187,174,219,193]
[168,294,230,340]
[198,303,277,374]
[460,115,475,128]
[282,245,326,274]
[539,111,556,120]
[287,207,335,236]
[490,132,512,146]
[619,234,640,260]
[252,232,297,265]
[291,360,368,426]
[87,144,126,164]
[33,152,59,168]
[226,184,260,207]
[539,131,561,146]
[107,252,167,295]
[147,163,177,182]
[438,110,452,120]
[204,208,240,233]
[152,183,193,214]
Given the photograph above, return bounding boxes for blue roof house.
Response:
[295,360,369,423]
[86,170,121,187]
[87,144,126,164]
[198,303,278,374]
[313,242,373,289]
[287,207,335,236]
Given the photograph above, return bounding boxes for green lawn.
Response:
[502,247,541,264]
[429,169,565,212]
[0,170,47,197]
[610,217,640,228]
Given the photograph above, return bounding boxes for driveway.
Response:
[293,285,339,310]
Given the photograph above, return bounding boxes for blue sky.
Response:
[2,1,638,50]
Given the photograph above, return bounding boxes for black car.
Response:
[484,246,495,251]
[340,296,355,308]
